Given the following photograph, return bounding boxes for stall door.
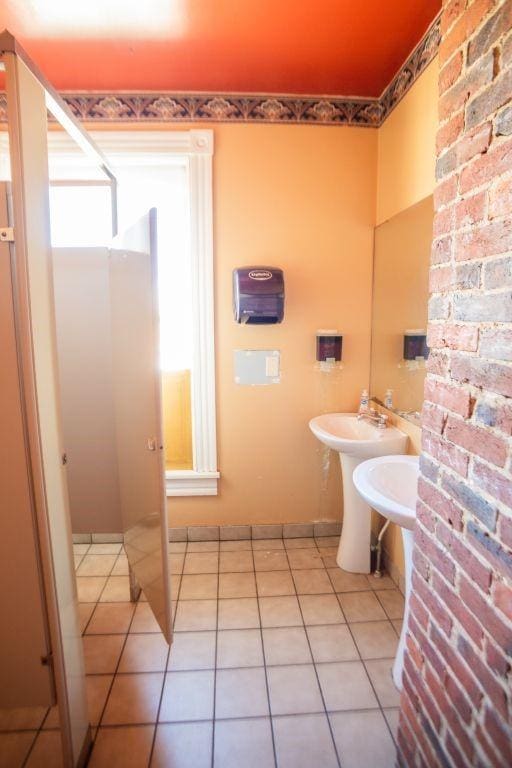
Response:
[110,210,172,641]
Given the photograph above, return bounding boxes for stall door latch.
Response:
[0,227,14,242]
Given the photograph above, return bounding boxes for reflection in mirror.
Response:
[370,196,433,424]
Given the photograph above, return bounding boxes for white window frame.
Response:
[42,129,219,496]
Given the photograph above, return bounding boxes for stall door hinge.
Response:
[41,651,54,668]
[0,227,14,242]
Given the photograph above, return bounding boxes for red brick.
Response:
[471,460,512,506]
[467,518,512,580]
[453,190,487,228]
[493,579,512,621]
[427,322,479,352]
[444,416,508,466]
[424,379,473,417]
[421,402,447,435]
[409,591,429,632]
[404,656,443,732]
[439,0,495,65]
[455,218,512,260]
[460,136,512,193]
[426,350,450,376]
[436,522,492,592]
[439,51,464,95]
[413,568,454,635]
[467,0,512,65]
[457,634,508,718]
[466,67,512,130]
[416,523,457,585]
[433,570,485,646]
[439,50,495,120]
[418,476,463,530]
[485,637,511,677]
[498,514,512,548]
[474,398,512,434]
[441,0,467,36]
[431,234,453,263]
[422,428,470,477]
[474,723,505,768]
[489,175,512,218]
[483,707,512,764]
[429,264,453,292]
[460,575,512,651]
[451,353,512,397]
[436,111,464,154]
[483,256,512,290]
[434,177,459,210]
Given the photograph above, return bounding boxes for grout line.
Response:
[251,544,279,768]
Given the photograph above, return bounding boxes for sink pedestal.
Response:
[337,454,371,573]
[392,527,413,689]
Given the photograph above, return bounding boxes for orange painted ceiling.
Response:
[0,0,441,97]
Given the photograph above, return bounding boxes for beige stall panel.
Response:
[0,183,53,707]
[110,211,172,642]
[53,248,122,534]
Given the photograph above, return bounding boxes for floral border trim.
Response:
[0,16,440,128]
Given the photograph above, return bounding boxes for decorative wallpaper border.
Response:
[0,16,440,128]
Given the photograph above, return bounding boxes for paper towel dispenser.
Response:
[233,267,285,324]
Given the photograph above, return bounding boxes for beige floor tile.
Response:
[152,722,213,768]
[218,572,256,598]
[168,631,216,671]
[392,619,403,635]
[83,635,125,674]
[315,536,340,547]
[263,626,312,666]
[130,602,161,633]
[78,602,95,633]
[256,570,295,597]
[368,574,396,590]
[99,576,131,603]
[187,541,219,552]
[364,659,401,707]
[118,633,169,672]
[88,725,154,768]
[286,549,324,570]
[267,665,323,715]
[219,551,254,572]
[329,710,396,767]
[111,554,129,576]
[88,543,122,555]
[284,537,317,549]
[273,713,338,768]
[327,568,373,593]
[259,596,303,627]
[169,554,185,574]
[338,591,387,622]
[292,569,333,595]
[73,543,90,555]
[0,706,48,732]
[86,675,113,726]
[376,589,405,620]
[214,718,275,768]
[86,603,135,635]
[74,554,84,570]
[383,708,400,742]
[0,731,36,768]
[102,672,164,725]
[179,574,218,600]
[76,576,107,603]
[217,629,264,668]
[41,706,59,729]
[306,625,359,663]
[76,554,117,577]
[183,552,219,574]
[215,667,269,718]
[252,539,284,550]
[317,661,378,711]
[159,670,214,722]
[168,542,187,553]
[298,594,345,625]
[220,540,252,551]
[174,600,217,631]
[25,730,63,768]
[351,621,399,660]
[253,551,289,571]
[218,598,260,629]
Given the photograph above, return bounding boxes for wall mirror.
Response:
[370,195,433,425]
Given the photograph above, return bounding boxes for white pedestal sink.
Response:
[309,414,407,573]
[353,454,419,689]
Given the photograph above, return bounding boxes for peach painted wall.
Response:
[376,56,438,226]
[165,123,377,527]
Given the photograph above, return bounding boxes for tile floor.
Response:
[0,537,404,767]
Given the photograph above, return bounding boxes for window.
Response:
[47,130,218,496]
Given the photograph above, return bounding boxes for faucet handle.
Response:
[378,413,389,428]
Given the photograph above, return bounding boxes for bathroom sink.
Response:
[309,413,407,458]
[353,454,420,691]
[309,413,408,573]
[352,455,419,530]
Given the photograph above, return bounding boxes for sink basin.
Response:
[353,454,419,690]
[309,413,408,573]
[309,413,408,458]
[352,455,419,530]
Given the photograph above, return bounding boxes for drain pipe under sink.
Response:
[371,519,390,578]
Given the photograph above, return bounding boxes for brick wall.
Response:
[397,1,512,766]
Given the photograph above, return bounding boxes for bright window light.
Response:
[49,185,112,247]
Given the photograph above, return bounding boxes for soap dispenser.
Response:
[384,389,394,409]
[359,389,369,414]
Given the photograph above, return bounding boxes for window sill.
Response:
[165,470,219,497]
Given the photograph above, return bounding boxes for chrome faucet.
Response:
[357,408,389,429]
